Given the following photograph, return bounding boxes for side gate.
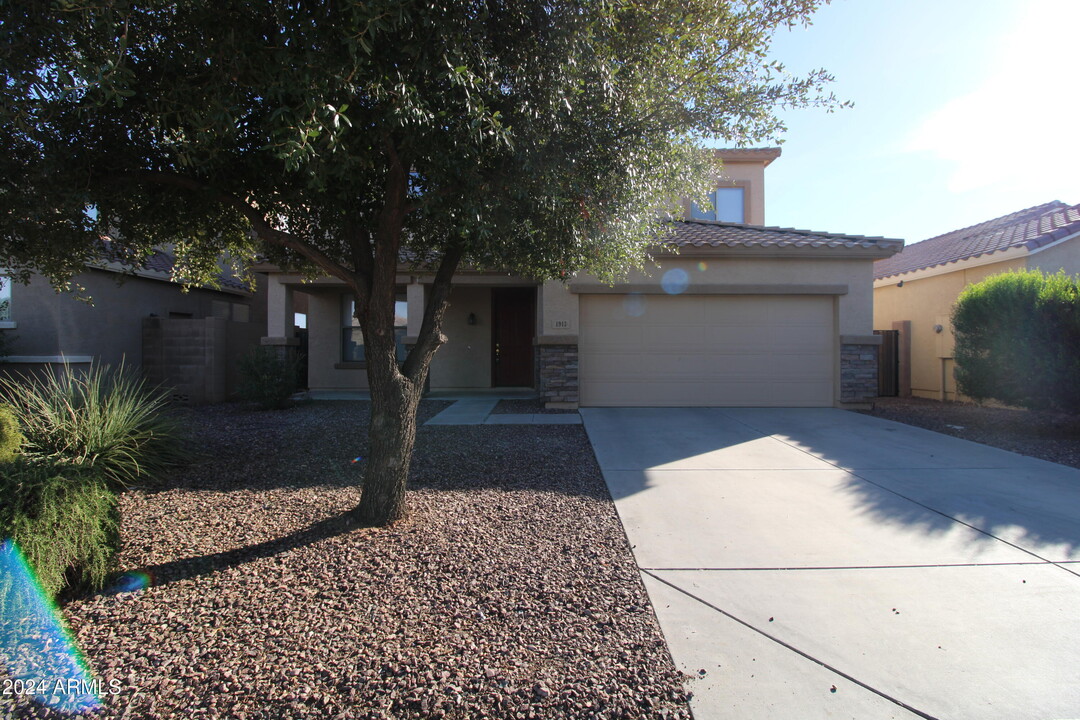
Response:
[874,329,899,397]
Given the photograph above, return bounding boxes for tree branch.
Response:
[130,170,359,286]
[401,242,464,381]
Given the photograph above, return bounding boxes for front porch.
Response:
[262,272,581,407]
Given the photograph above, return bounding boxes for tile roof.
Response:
[665,219,903,251]
[101,240,251,292]
[874,201,1080,280]
[145,249,251,291]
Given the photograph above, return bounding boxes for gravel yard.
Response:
[860,397,1080,469]
[7,400,689,720]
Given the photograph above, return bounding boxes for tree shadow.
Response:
[104,510,374,594]
[583,407,1080,561]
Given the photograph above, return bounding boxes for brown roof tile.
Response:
[873,201,1080,279]
[665,219,903,251]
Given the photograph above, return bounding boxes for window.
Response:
[689,186,746,223]
[342,290,408,363]
[715,187,745,223]
[0,277,10,322]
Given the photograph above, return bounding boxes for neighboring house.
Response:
[261,148,903,408]
[873,201,1080,401]
[0,250,267,403]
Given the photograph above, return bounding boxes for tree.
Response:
[1,0,841,525]
[953,269,1080,413]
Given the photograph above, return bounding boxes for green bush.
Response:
[0,460,119,599]
[953,269,1080,412]
[0,362,188,487]
[0,403,22,463]
[238,346,301,409]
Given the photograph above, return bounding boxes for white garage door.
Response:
[579,294,835,407]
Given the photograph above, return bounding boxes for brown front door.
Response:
[491,287,535,387]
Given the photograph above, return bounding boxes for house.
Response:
[873,201,1080,401]
[0,249,266,403]
[261,149,903,408]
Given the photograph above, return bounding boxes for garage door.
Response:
[579,294,834,407]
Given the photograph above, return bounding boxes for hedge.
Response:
[952,269,1080,412]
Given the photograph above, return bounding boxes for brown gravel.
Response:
[490,399,577,415]
[5,400,689,720]
[860,396,1080,469]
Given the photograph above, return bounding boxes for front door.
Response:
[491,287,535,387]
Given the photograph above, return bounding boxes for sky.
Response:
[751,0,1080,244]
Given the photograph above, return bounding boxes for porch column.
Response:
[406,280,425,338]
[262,274,298,347]
[537,280,579,408]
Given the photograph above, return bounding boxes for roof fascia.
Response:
[90,260,252,297]
[873,245,1029,288]
[1025,228,1080,257]
[656,244,901,260]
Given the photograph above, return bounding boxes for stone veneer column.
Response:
[537,337,578,408]
[840,343,879,404]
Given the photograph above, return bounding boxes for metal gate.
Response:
[874,329,899,397]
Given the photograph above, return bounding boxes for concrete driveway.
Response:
[580,407,1080,720]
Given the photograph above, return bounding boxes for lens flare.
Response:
[661,268,689,295]
[622,293,646,317]
[1,539,102,714]
[109,571,152,594]
[697,261,708,272]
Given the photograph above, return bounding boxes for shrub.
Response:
[238,346,301,409]
[0,460,119,599]
[952,269,1080,412]
[0,403,22,463]
[0,362,188,487]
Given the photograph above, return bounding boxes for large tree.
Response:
[1,0,840,525]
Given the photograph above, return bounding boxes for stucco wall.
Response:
[873,257,1024,400]
[303,284,495,391]
[305,288,368,390]
[3,268,260,372]
[559,255,874,336]
[1029,237,1080,276]
[429,286,492,389]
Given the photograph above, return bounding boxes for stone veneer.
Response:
[538,343,579,406]
[840,343,878,404]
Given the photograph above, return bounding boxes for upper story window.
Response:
[342,290,408,364]
[690,186,746,223]
[0,277,11,322]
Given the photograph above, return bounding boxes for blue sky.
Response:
[753,0,1079,243]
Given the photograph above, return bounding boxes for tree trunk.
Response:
[352,367,424,526]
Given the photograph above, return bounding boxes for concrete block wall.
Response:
[840,343,878,404]
[143,316,228,404]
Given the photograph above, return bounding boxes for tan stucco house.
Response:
[263,149,903,408]
[873,201,1080,401]
[0,250,266,403]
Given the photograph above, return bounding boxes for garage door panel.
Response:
[638,352,711,376]
[580,295,835,407]
[642,324,705,349]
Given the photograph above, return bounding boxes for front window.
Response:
[342,290,408,363]
[0,277,9,321]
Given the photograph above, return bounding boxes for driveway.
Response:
[580,407,1080,720]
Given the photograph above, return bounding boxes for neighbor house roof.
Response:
[99,240,251,292]
[874,201,1080,280]
[666,219,903,252]
[142,249,251,292]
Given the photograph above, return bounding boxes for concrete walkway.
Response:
[425,398,581,426]
[581,407,1080,720]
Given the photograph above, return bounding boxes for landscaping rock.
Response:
[4,400,689,720]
